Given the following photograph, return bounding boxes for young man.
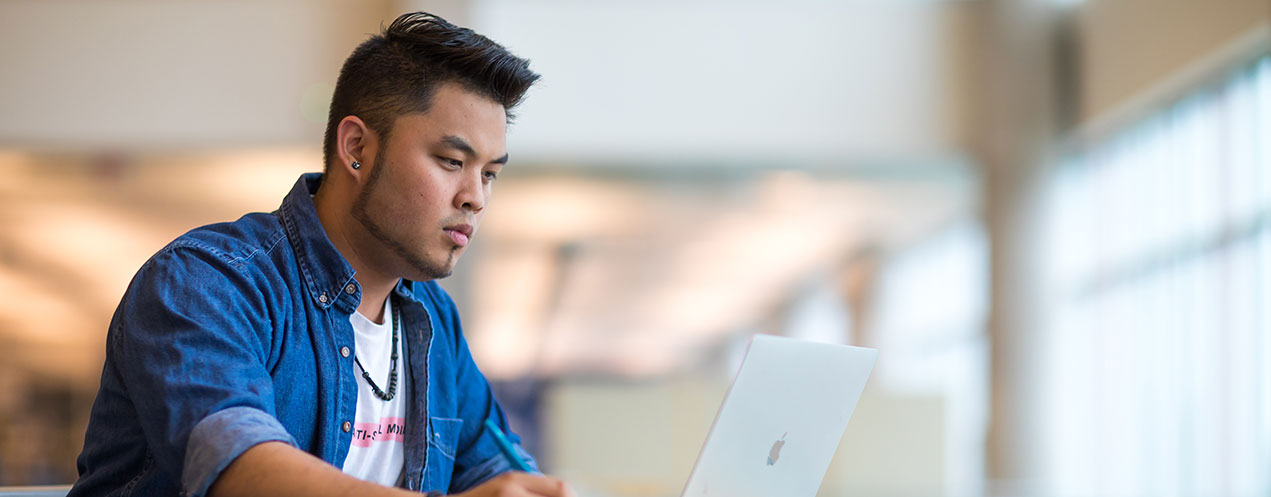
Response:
[69,12,573,497]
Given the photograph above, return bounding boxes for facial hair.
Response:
[351,154,457,281]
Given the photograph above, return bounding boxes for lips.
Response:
[444,223,474,247]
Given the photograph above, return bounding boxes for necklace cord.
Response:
[353,306,399,401]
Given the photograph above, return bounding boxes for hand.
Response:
[452,471,577,497]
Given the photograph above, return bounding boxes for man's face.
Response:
[352,83,508,281]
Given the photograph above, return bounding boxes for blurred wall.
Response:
[0,0,973,165]
[0,0,391,149]
[470,1,966,165]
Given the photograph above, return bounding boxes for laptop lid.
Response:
[680,334,877,497]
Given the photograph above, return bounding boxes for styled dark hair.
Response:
[322,12,540,171]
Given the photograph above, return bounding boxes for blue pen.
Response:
[484,418,533,472]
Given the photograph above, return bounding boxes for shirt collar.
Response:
[277,173,359,309]
[278,173,423,309]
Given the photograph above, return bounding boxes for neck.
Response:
[356,279,396,325]
[313,178,397,325]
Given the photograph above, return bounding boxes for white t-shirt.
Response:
[342,297,408,486]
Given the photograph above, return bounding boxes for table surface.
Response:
[0,486,70,497]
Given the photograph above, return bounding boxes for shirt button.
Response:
[342,421,352,433]
[340,346,350,358]
[345,283,357,294]
[318,293,329,303]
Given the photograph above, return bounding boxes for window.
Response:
[1043,56,1271,497]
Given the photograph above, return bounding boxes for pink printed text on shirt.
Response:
[351,417,406,448]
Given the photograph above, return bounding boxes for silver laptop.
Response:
[680,334,877,497]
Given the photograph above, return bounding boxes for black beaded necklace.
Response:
[353,306,399,401]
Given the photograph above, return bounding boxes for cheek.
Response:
[389,171,442,213]
[415,170,453,203]
[368,184,426,230]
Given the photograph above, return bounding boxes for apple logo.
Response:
[767,432,787,466]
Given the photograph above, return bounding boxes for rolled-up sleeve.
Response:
[449,443,539,492]
[113,244,289,497]
[183,406,297,497]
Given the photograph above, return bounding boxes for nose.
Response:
[454,169,486,213]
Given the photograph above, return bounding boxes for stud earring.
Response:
[351,161,361,170]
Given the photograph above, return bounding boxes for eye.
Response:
[482,171,499,181]
[439,156,463,168]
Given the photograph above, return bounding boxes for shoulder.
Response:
[158,212,289,270]
[127,212,291,314]
[112,213,290,355]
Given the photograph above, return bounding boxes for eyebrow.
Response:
[441,135,508,165]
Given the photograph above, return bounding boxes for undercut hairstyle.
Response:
[322,12,540,172]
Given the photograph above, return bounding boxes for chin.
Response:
[397,250,456,282]
[406,266,452,282]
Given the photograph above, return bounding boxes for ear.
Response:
[335,115,375,183]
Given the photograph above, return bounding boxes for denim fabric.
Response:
[70,173,536,497]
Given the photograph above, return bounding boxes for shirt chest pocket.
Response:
[425,416,463,490]
[427,416,462,459]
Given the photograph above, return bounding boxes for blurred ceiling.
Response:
[0,151,973,385]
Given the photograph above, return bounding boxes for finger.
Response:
[536,475,577,497]
[499,471,563,496]
[557,480,578,497]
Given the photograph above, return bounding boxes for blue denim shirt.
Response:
[70,173,536,497]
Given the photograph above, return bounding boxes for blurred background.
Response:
[0,0,1268,496]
